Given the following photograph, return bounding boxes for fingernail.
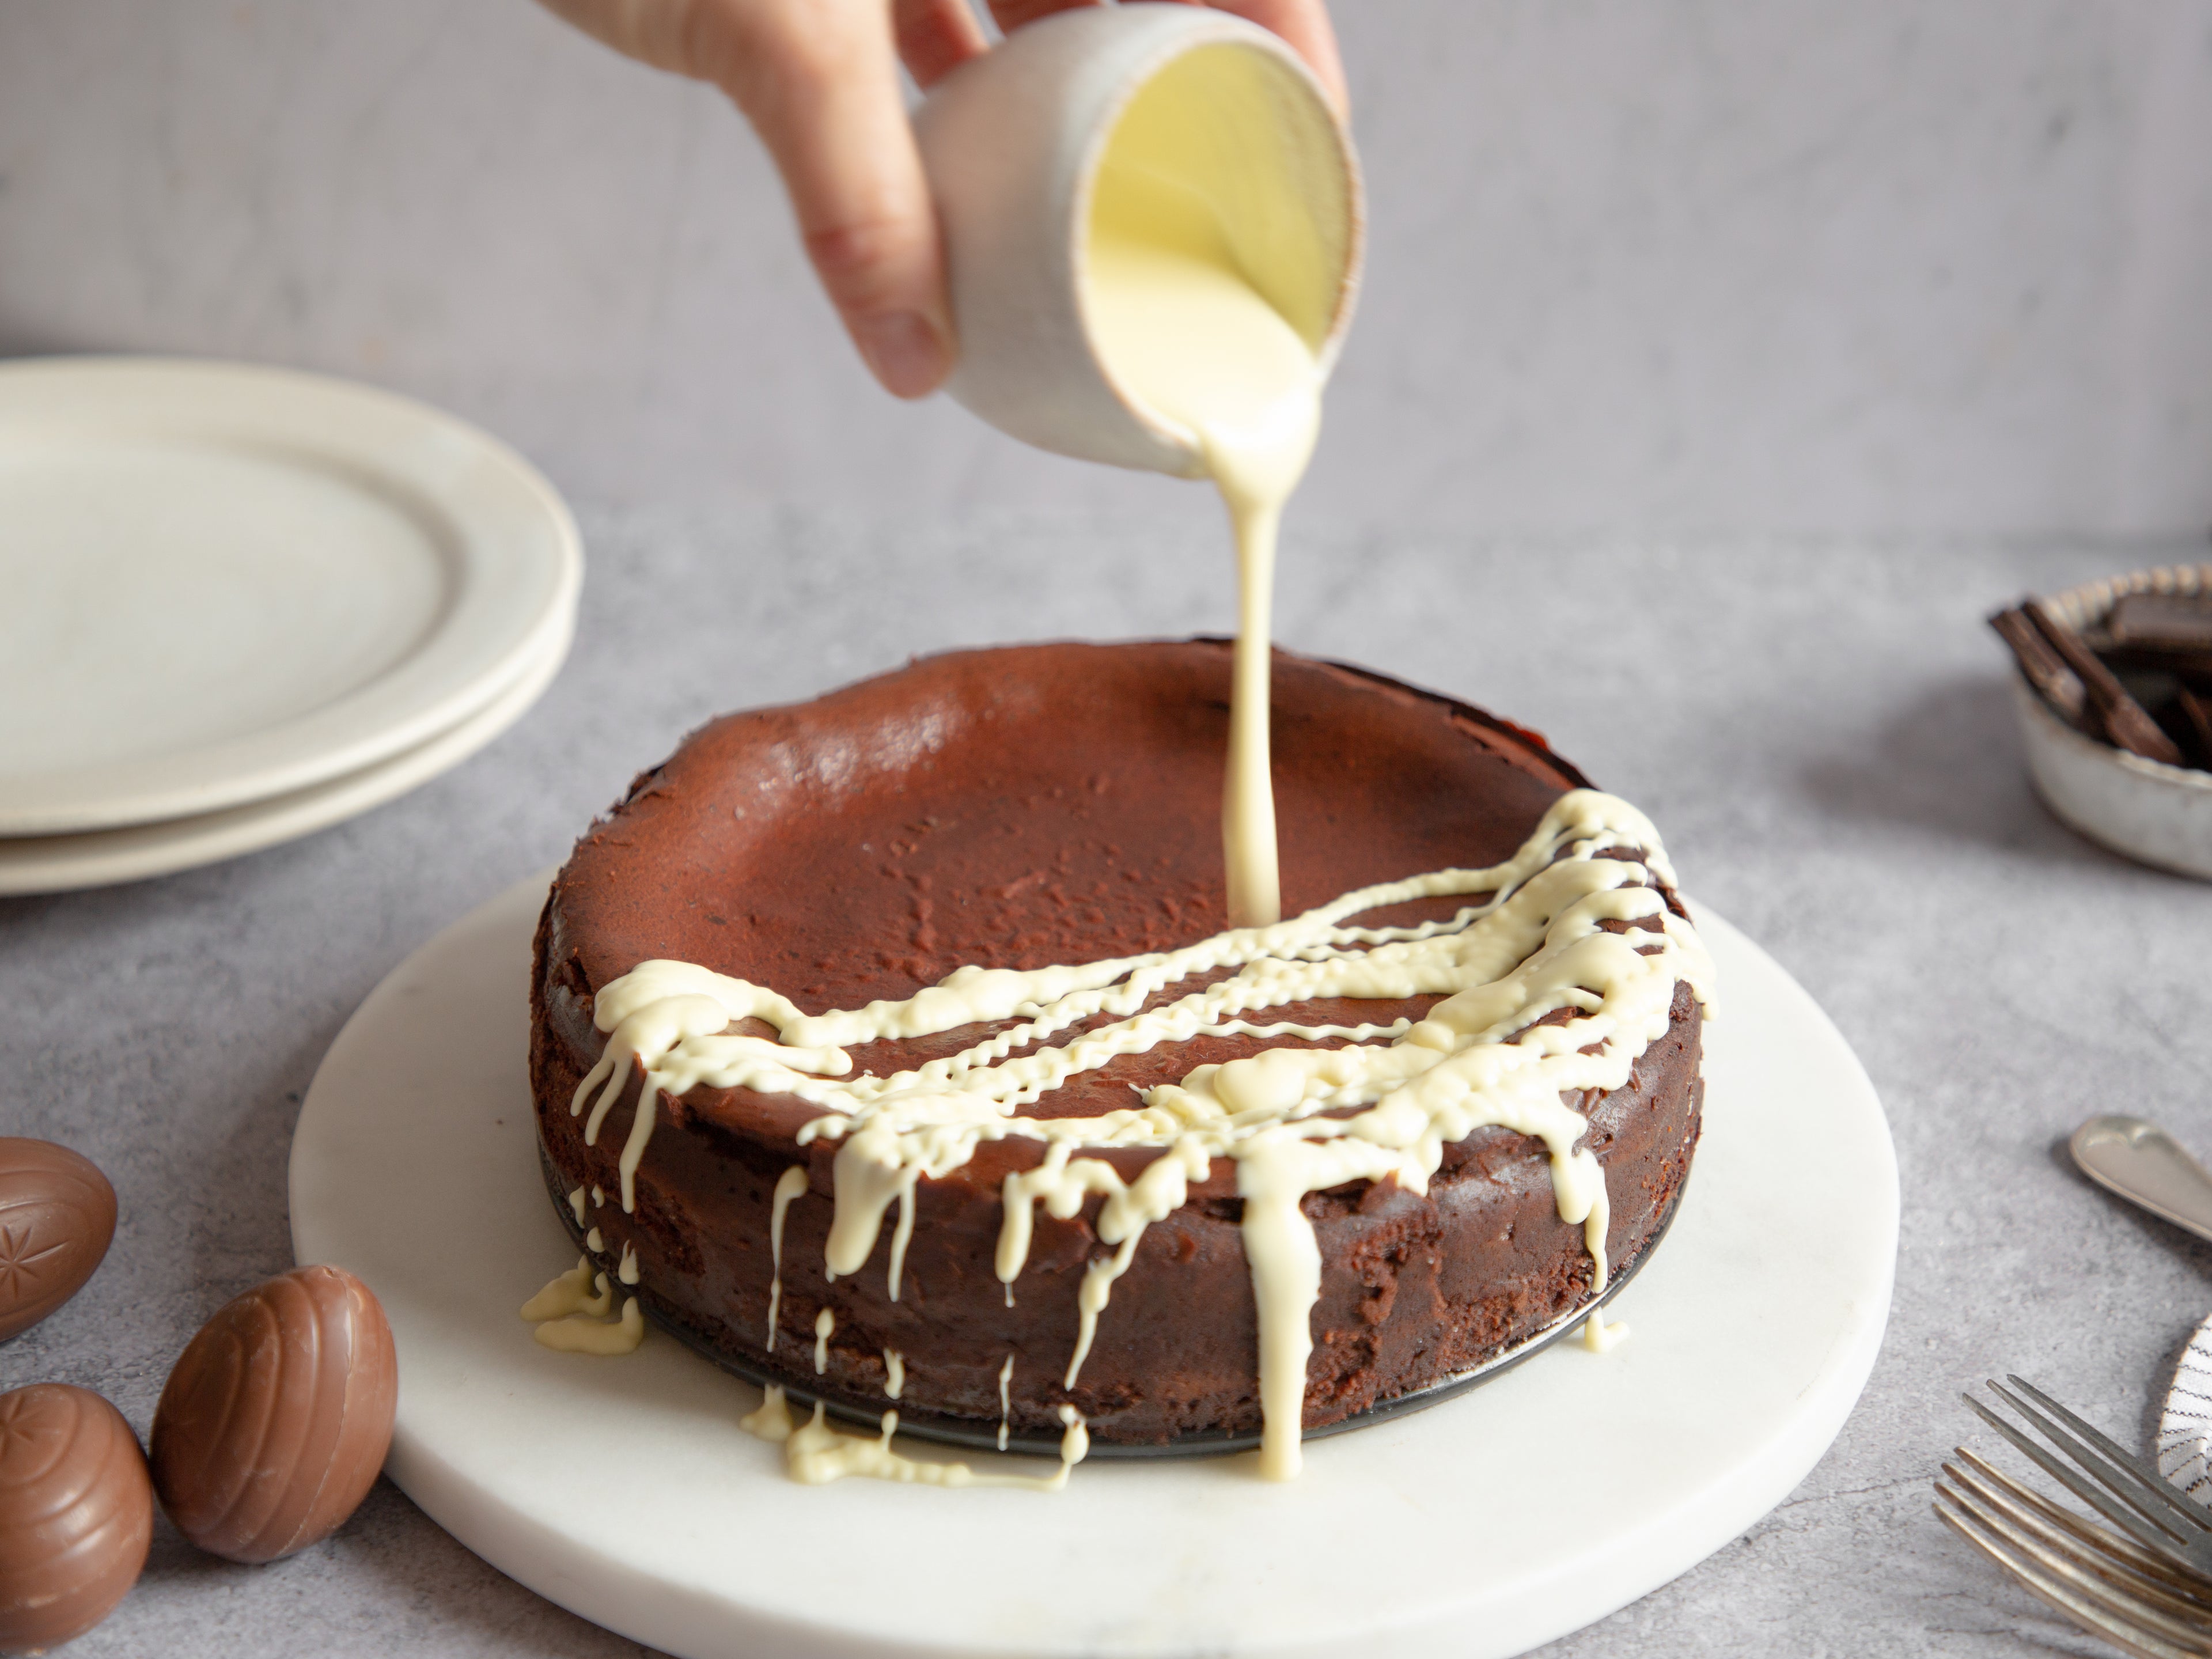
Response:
[852,311,950,399]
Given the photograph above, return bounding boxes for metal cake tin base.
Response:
[540,1145,1687,1460]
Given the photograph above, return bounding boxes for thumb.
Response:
[708,0,954,398]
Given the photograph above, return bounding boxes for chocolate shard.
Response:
[2109,592,2212,650]
[2179,686,2212,771]
[2024,599,2186,766]
[1988,605,2088,725]
[2100,592,2212,682]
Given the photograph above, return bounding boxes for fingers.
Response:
[533,0,1344,402]
[893,0,990,88]
[986,0,1099,30]
[706,0,953,397]
[531,0,704,75]
[978,0,1348,118]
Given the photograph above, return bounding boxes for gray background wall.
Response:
[4,0,2211,539]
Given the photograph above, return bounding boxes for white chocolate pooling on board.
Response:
[739,1385,1089,1491]
[570,789,1711,1480]
[536,1296,645,1355]
[521,1256,646,1355]
[1581,1311,1629,1354]
[521,1256,604,1322]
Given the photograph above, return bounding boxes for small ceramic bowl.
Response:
[2010,563,2212,880]
[914,2,1362,477]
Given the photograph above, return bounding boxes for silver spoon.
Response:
[2071,1116,2212,1245]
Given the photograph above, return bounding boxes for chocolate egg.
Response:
[0,1139,116,1343]
[150,1264,397,1563]
[0,1384,153,1654]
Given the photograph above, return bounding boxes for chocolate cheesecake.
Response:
[529,640,1706,1463]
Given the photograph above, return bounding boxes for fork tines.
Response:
[1936,1376,2212,1659]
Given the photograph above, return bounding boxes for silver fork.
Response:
[1936,1376,2212,1658]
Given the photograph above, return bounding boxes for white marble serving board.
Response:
[289,877,1897,1659]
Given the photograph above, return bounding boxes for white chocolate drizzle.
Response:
[739,1387,1089,1490]
[1581,1313,1629,1354]
[884,1350,906,1400]
[574,790,1711,1480]
[740,1384,794,1442]
[766,1164,808,1350]
[536,1295,645,1355]
[522,1257,645,1354]
[566,1185,586,1226]
[618,1240,640,1286]
[520,1256,604,1321]
[585,1225,604,1253]
[592,1184,604,1209]
[813,1308,834,1376]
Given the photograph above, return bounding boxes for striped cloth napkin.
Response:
[2160,1310,2212,1504]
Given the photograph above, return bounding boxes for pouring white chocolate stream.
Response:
[1081,49,1328,929]
[570,790,1713,1480]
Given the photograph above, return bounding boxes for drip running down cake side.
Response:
[528,641,1710,1481]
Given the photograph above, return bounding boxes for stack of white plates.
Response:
[0,359,582,895]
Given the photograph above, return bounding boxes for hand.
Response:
[534,0,1346,399]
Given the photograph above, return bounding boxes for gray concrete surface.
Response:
[5,517,2210,1654]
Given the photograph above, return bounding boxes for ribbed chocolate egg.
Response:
[150,1265,397,1563]
[0,1384,153,1654]
[0,1139,116,1343]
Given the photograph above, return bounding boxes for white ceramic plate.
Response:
[290,882,1898,1659]
[0,615,569,896]
[0,357,582,836]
